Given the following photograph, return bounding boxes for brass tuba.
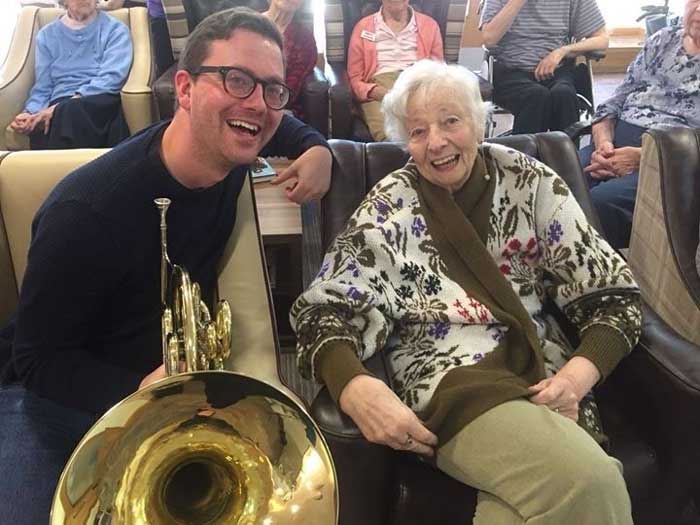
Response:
[50,197,338,525]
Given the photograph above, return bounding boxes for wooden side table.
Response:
[252,161,302,349]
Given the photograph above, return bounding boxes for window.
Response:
[600,0,686,29]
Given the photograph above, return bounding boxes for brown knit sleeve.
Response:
[317,340,373,404]
[573,324,631,381]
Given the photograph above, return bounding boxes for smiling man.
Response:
[0,8,331,524]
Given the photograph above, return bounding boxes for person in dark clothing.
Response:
[0,8,332,525]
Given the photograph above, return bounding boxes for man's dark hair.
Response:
[178,7,284,73]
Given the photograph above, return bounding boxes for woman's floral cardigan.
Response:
[291,143,642,428]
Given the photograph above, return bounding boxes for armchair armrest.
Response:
[119,7,156,134]
[637,305,700,395]
[311,351,394,525]
[327,62,354,139]
[565,120,591,142]
[584,50,606,61]
[0,7,40,150]
[602,305,700,482]
[300,66,329,137]
[312,352,391,436]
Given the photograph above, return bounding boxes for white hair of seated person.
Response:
[382,59,491,144]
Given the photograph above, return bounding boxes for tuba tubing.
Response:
[50,195,338,525]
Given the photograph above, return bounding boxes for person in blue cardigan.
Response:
[9,0,133,149]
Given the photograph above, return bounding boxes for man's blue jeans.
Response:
[0,385,94,525]
[579,120,647,249]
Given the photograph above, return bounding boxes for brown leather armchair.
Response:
[628,127,700,517]
[324,0,492,141]
[153,0,330,136]
[305,132,700,525]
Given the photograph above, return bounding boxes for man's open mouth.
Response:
[227,120,261,136]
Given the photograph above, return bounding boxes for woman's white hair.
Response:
[382,59,489,143]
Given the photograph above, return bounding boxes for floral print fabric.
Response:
[594,26,700,129]
[292,143,641,414]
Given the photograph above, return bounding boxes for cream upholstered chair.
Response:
[0,6,156,151]
[0,148,300,403]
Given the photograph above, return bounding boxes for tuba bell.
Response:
[50,197,338,525]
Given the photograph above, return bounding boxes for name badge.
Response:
[360,30,376,42]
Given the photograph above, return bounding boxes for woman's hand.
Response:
[369,85,388,102]
[607,146,641,176]
[11,106,58,136]
[528,374,581,421]
[33,105,57,135]
[10,112,35,134]
[529,356,601,421]
[585,146,641,179]
[339,375,439,456]
[585,147,615,179]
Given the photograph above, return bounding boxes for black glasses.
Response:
[189,66,291,110]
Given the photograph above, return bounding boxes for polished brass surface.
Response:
[51,373,336,524]
[156,198,232,375]
[50,197,337,524]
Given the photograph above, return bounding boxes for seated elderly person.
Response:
[581,0,700,249]
[9,0,133,149]
[263,0,317,120]
[348,0,443,141]
[292,59,641,524]
[480,0,608,134]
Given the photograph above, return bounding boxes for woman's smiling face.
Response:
[405,87,479,194]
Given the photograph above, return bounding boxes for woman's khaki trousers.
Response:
[437,399,633,524]
[360,71,401,141]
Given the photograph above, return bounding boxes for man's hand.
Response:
[369,85,388,102]
[339,375,439,456]
[534,48,567,81]
[139,364,167,390]
[270,145,332,204]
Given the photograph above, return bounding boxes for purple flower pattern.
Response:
[547,220,563,245]
[411,217,426,237]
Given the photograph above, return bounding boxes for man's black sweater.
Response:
[1,115,327,417]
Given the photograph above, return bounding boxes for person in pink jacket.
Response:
[347,0,443,140]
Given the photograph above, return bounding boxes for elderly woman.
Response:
[292,59,642,523]
[9,0,133,149]
[581,0,700,249]
[263,0,317,120]
[348,0,443,141]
